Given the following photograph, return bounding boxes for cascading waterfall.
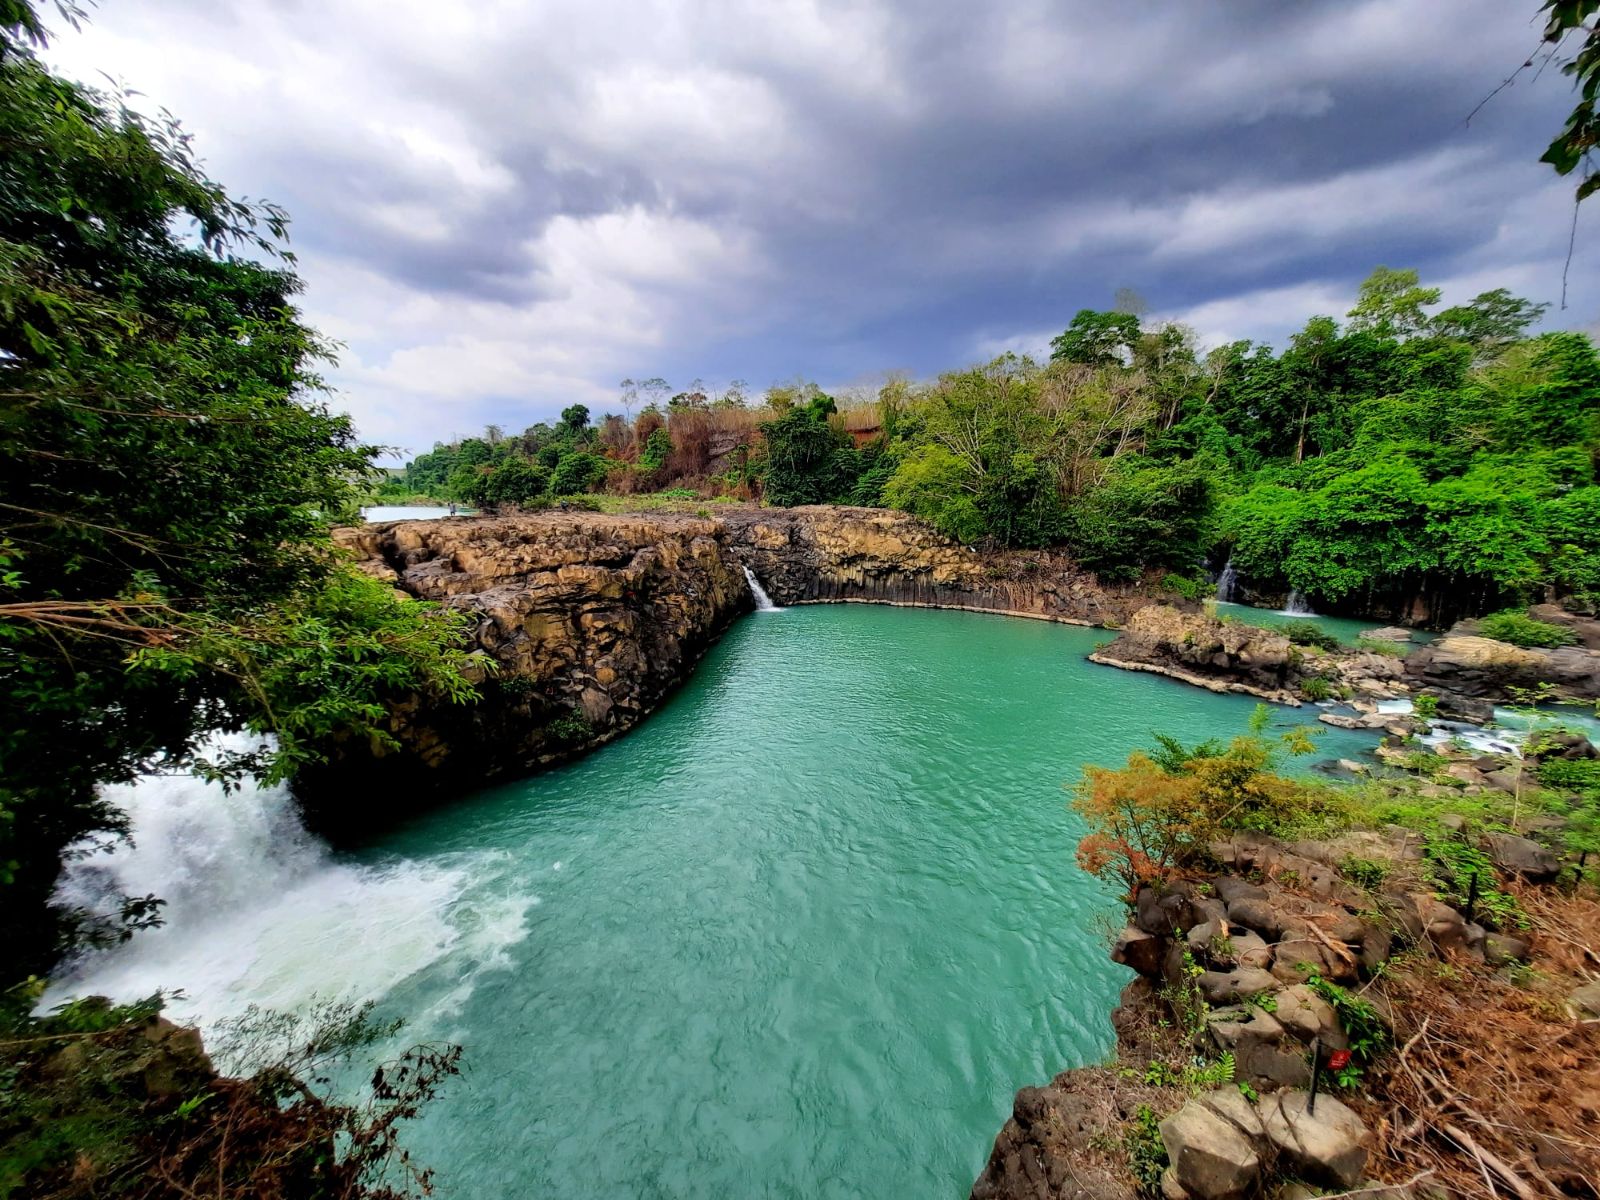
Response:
[44,735,524,1038]
[1215,556,1238,603]
[743,564,780,611]
[1281,589,1316,616]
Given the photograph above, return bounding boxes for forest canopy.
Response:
[402,268,1600,620]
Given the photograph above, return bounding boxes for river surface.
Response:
[49,606,1381,1198]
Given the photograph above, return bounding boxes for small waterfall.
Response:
[743,565,779,611]
[1281,589,1316,616]
[1215,556,1238,603]
[44,735,506,1036]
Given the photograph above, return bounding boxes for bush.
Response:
[1159,573,1216,602]
[1280,620,1340,651]
[1477,609,1577,648]
[550,452,612,496]
[1300,676,1333,702]
[1072,710,1319,894]
[1354,636,1405,657]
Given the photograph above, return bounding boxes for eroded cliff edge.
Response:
[296,506,1139,829]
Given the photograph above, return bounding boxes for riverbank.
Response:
[302,506,1152,826]
[972,714,1600,1200]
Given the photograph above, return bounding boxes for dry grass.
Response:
[1353,881,1600,1198]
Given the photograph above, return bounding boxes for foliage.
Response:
[1424,837,1526,931]
[1073,712,1319,893]
[1280,621,1340,651]
[1354,636,1405,657]
[1305,975,1388,1087]
[1338,855,1390,890]
[1300,676,1333,702]
[0,989,460,1198]
[0,5,483,977]
[549,451,610,496]
[1477,609,1578,648]
[1538,1,1600,203]
[1158,573,1215,602]
[759,395,859,506]
[1051,309,1141,367]
[1124,1105,1168,1196]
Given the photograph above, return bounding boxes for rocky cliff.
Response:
[1087,606,1407,707]
[297,513,751,831]
[299,506,1130,828]
[720,506,1144,625]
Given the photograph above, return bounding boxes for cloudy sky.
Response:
[44,0,1600,461]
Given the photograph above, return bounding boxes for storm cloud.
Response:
[45,0,1599,458]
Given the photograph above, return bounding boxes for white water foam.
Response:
[743,564,780,611]
[44,738,528,1038]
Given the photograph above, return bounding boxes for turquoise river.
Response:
[50,605,1382,1197]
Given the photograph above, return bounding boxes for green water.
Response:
[1214,601,1436,646]
[333,606,1380,1198]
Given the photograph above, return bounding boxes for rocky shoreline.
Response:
[301,506,1146,828]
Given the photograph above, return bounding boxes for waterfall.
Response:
[1215,556,1238,603]
[743,565,779,611]
[1281,589,1316,616]
[43,735,517,1037]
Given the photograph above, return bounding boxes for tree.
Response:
[550,451,609,495]
[759,395,857,505]
[1050,309,1141,367]
[1537,0,1600,203]
[558,404,590,434]
[1346,266,1441,338]
[0,2,481,975]
[1430,289,1549,356]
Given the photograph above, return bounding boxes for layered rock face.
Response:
[302,507,1128,827]
[720,506,1142,625]
[298,513,750,829]
[1403,632,1600,704]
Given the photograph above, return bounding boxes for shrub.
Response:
[1300,676,1333,702]
[550,452,612,496]
[1159,573,1216,602]
[1280,620,1340,651]
[1124,1106,1168,1196]
[1354,636,1405,657]
[1073,711,1319,893]
[1338,855,1390,890]
[1477,609,1577,648]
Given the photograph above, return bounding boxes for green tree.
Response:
[759,394,858,505]
[1346,266,1441,338]
[550,451,610,495]
[1430,288,1549,355]
[1049,309,1141,367]
[0,3,480,975]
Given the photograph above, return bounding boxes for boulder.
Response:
[1532,730,1599,761]
[1138,885,1201,936]
[1212,877,1268,906]
[1198,1089,1267,1147]
[1273,985,1348,1049]
[1185,921,1271,971]
[1484,932,1531,966]
[1269,939,1336,986]
[1159,1099,1262,1200]
[1481,832,1561,882]
[1197,968,1281,1006]
[1567,981,1600,1020]
[1261,1089,1370,1188]
[1113,927,1168,979]
[1206,1008,1311,1090]
[1225,898,1283,941]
